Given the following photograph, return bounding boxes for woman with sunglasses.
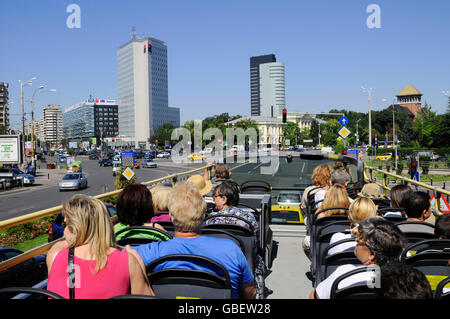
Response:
[46,194,153,299]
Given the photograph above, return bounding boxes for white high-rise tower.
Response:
[117,30,180,148]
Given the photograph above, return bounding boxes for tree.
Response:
[149,122,175,147]
[282,122,301,146]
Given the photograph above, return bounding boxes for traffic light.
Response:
[410,160,417,175]
[342,149,347,156]
[282,108,287,123]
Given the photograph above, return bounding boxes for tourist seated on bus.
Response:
[46,194,153,299]
[383,184,413,217]
[302,184,351,260]
[301,164,333,220]
[403,191,432,223]
[327,196,378,256]
[203,163,241,198]
[379,262,432,299]
[204,181,264,290]
[435,213,450,239]
[114,184,168,241]
[205,181,259,236]
[309,217,407,299]
[314,169,352,209]
[133,181,256,299]
[314,169,346,207]
[316,184,351,220]
[149,185,172,223]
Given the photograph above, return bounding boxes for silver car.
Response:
[143,159,157,168]
[58,172,88,191]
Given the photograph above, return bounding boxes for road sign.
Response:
[339,116,349,126]
[430,193,450,213]
[122,167,135,181]
[338,127,351,139]
[345,149,359,159]
[120,152,135,167]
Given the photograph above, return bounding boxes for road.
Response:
[0,156,205,222]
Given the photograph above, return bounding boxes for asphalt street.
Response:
[0,156,205,221]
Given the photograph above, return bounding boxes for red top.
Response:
[47,248,130,299]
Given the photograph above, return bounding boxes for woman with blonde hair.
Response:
[150,185,172,223]
[316,184,351,219]
[46,194,153,299]
[327,196,377,255]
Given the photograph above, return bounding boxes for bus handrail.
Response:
[363,165,450,212]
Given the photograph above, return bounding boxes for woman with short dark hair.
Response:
[114,183,168,241]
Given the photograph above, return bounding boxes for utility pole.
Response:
[19,77,36,163]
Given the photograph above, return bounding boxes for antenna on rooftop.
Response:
[132,26,136,40]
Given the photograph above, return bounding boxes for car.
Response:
[200,148,213,154]
[271,190,303,224]
[143,159,157,168]
[0,248,47,292]
[48,204,117,242]
[89,152,99,160]
[188,153,205,161]
[157,151,171,158]
[98,158,113,166]
[376,153,394,161]
[11,168,35,185]
[58,172,88,191]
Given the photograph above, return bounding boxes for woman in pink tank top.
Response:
[46,194,153,299]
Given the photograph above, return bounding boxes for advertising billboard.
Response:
[0,135,22,164]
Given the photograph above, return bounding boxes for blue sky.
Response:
[1,0,449,129]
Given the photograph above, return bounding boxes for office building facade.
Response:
[250,54,276,116]
[63,98,118,145]
[43,104,63,147]
[117,33,180,148]
[259,62,285,118]
[0,82,9,130]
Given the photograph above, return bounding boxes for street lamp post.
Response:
[356,119,361,144]
[19,77,36,163]
[30,87,56,168]
[361,86,373,149]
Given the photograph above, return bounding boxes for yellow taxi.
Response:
[375,153,398,161]
[188,153,205,161]
[271,191,304,224]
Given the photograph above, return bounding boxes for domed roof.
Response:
[396,85,422,97]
